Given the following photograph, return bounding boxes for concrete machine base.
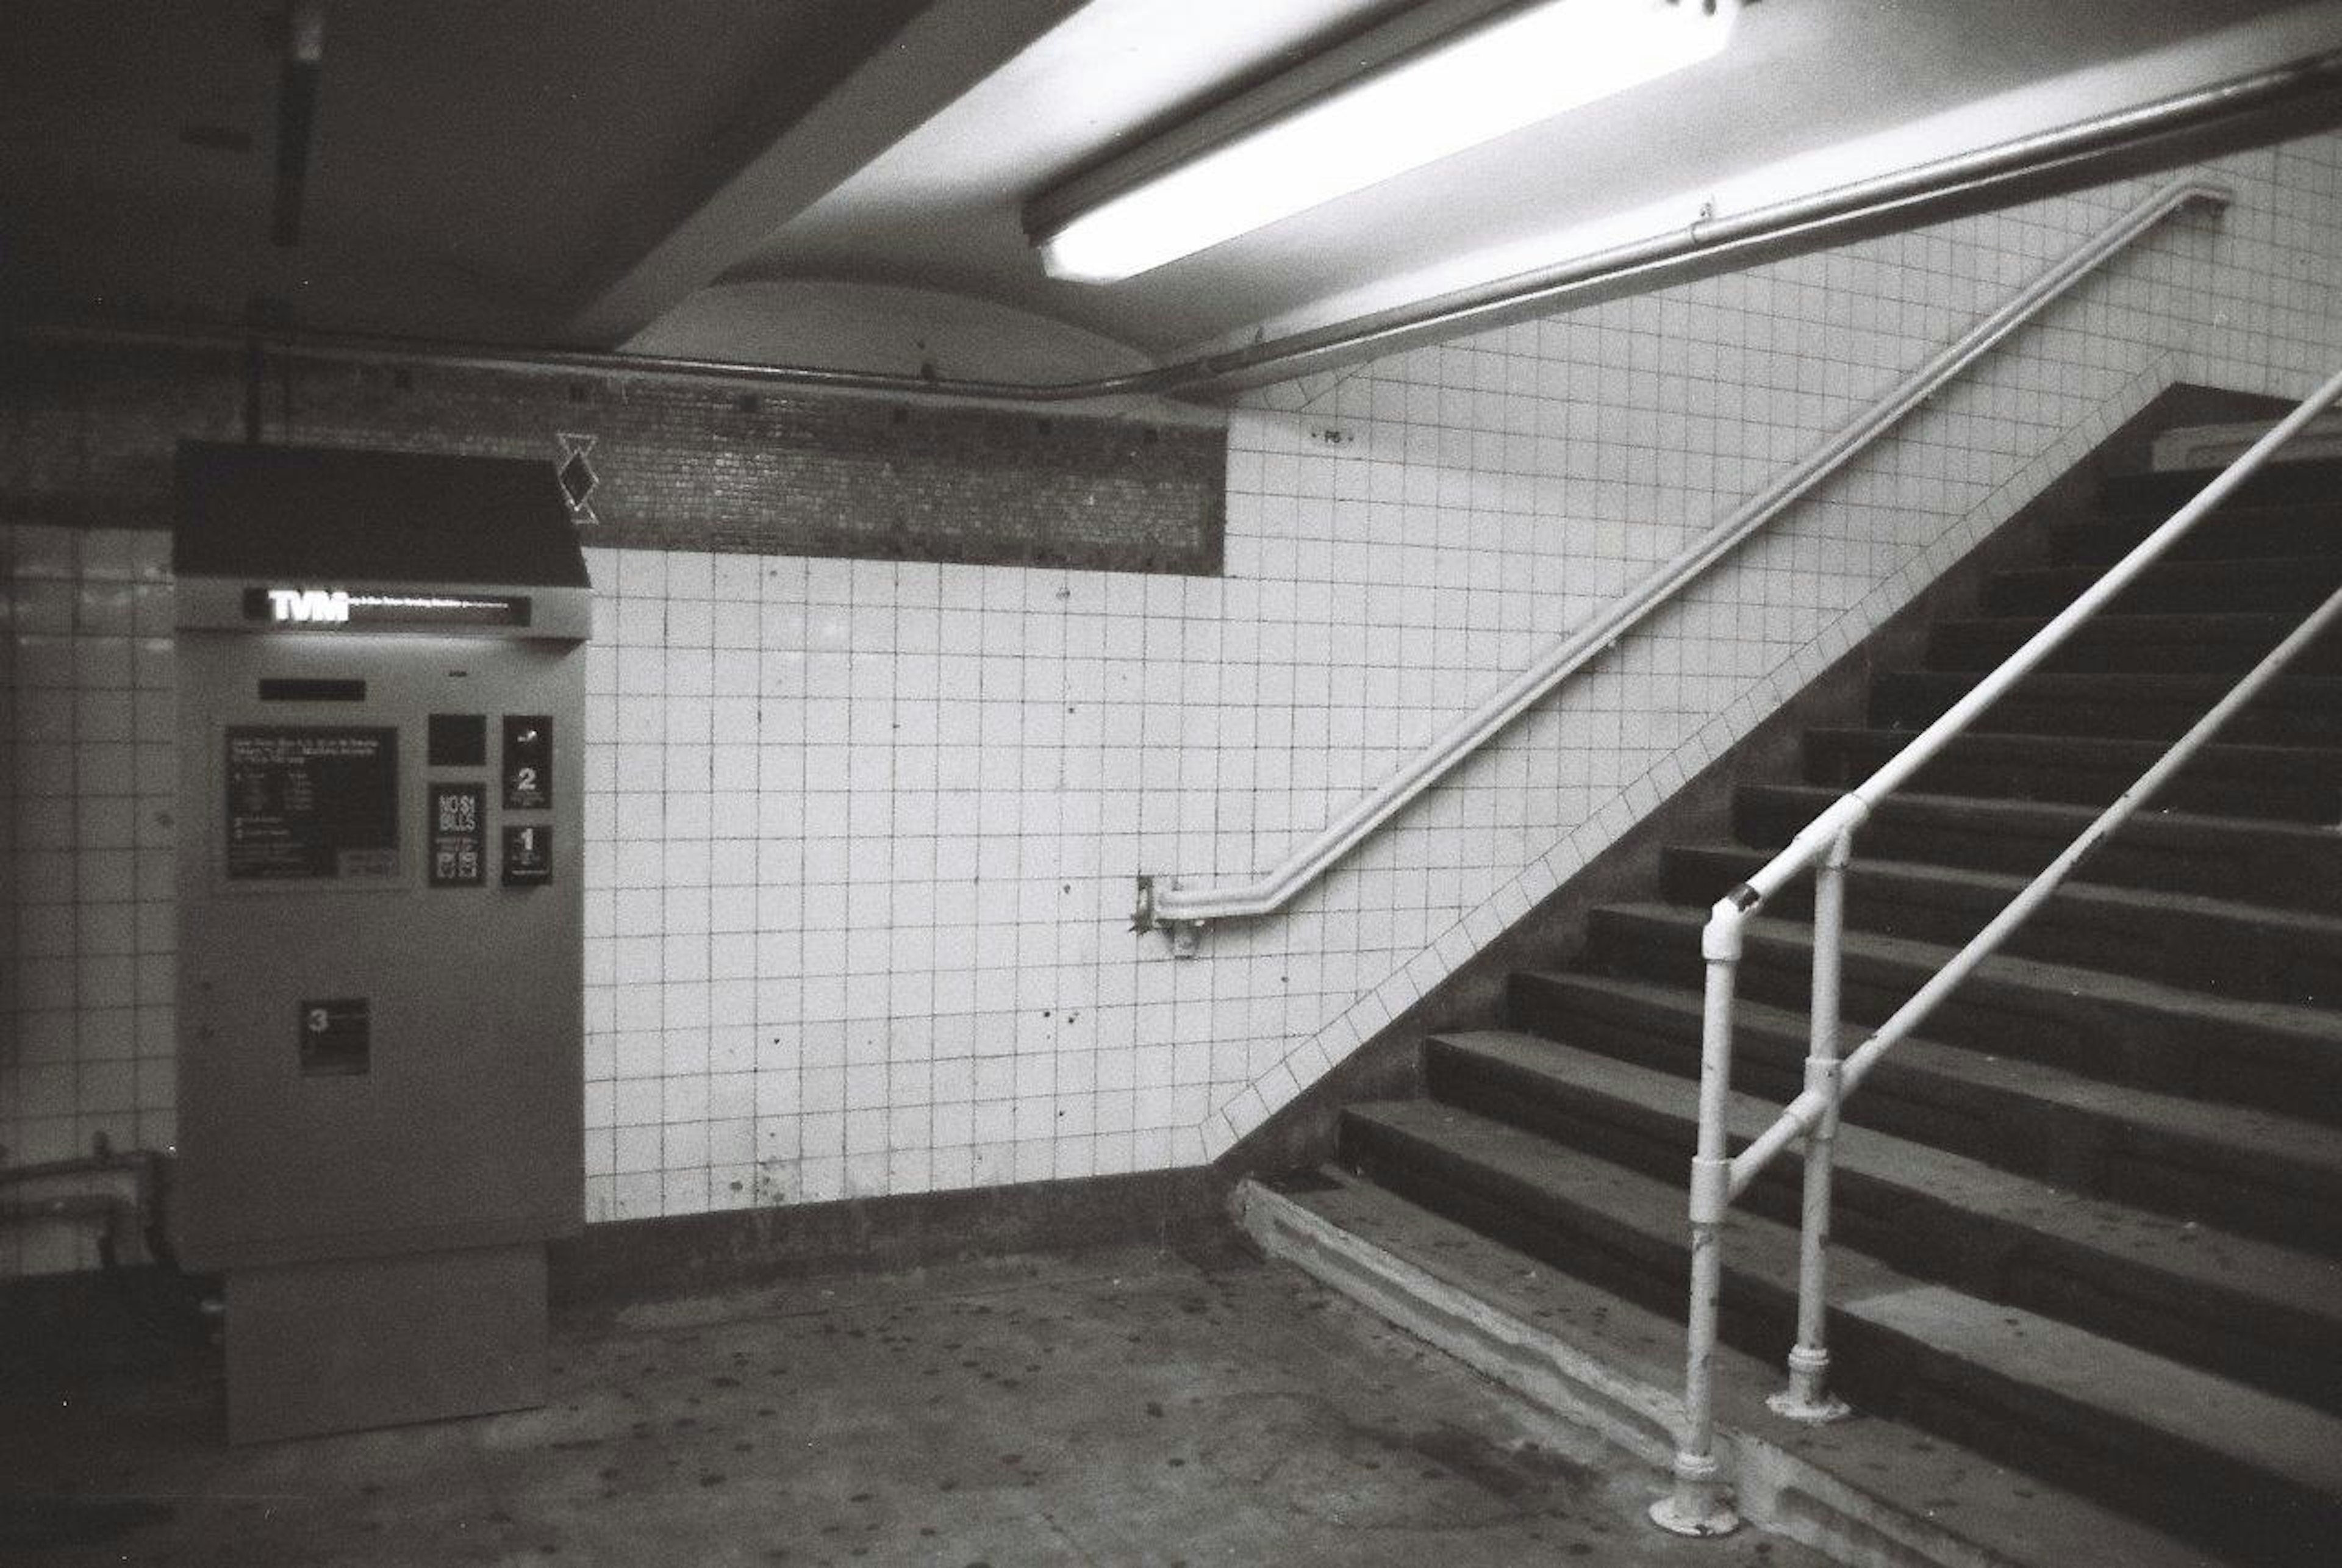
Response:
[226,1244,546,1444]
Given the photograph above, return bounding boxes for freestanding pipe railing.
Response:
[1650,360,2342,1538]
[1136,178,2231,953]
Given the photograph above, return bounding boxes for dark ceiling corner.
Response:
[550,0,933,314]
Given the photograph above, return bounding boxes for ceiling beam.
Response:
[559,0,1092,348]
[270,1,328,249]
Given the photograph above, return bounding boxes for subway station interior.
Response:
[5,3,2342,1564]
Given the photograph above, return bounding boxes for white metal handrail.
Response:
[1651,361,2342,1538]
[1139,177,2233,952]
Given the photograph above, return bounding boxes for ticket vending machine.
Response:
[173,442,589,1442]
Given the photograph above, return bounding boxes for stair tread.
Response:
[1808,725,2342,765]
[1422,1029,2342,1334]
[2060,496,2342,554]
[2111,452,2342,484]
[1931,609,2340,659]
[2090,492,2342,525]
[1742,780,2342,850]
[1600,900,2342,1045]
[1348,1096,2342,1498]
[1857,1282,2342,1478]
[2104,456,2342,503]
[1997,552,2342,586]
[1943,608,2333,635]
[1986,557,2342,616]
[1674,839,2342,945]
[1511,969,2342,1181]
[1254,1170,2224,1568]
[2075,503,2342,535]
[1877,668,2342,699]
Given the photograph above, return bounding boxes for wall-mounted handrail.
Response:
[1139,177,2232,950]
[1650,359,2342,1539]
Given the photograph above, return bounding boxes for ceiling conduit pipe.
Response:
[23,46,2342,406]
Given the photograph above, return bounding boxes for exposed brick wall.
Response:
[0,340,1225,574]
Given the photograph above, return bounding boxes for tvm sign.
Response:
[266,588,351,624]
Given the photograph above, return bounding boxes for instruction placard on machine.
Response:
[428,782,485,887]
[503,715,551,810]
[224,727,399,882]
[502,823,552,886]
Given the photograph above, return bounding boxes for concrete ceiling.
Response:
[5,0,2341,385]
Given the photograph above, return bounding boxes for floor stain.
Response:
[0,1495,177,1549]
[2,1245,1831,1568]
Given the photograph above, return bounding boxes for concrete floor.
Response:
[2,1240,1824,1567]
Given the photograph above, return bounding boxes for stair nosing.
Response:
[1740,779,2342,846]
[1807,725,2342,765]
[1996,551,2342,582]
[1875,668,2342,697]
[1938,608,2332,632]
[1669,840,2342,942]
[1597,900,2342,1044]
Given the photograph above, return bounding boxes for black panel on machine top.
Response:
[174,442,589,589]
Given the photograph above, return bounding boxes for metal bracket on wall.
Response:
[1131,875,1206,956]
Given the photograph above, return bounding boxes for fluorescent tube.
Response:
[1036,0,1739,283]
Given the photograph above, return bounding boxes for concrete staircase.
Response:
[1258,454,2342,1565]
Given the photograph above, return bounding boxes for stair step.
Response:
[1663,841,2342,1006]
[1339,1098,2342,1563]
[1583,902,2342,1125]
[1247,1170,2222,1568]
[1869,668,2342,746]
[1504,969,2342,1256]
[1926,609,2342,675]
[2148,413,2342,473]
[1416,1030,2342,1417]
[2100,456,2342,517]
[1298,433,2342,1564]
[1804,726,2342,822]
[1983,552,2342,616]
[1735,783,2342,917]
[2052,499,2342,565]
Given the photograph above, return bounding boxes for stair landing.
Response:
[1241,1170,2230,1568]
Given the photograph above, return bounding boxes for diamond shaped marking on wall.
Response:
[556,432,599,526]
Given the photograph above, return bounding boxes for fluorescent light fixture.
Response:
[1032,0,1741,283]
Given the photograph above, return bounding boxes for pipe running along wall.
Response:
[20,46,2342,409]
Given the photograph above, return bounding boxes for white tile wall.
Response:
[0,525,176,1272]
[7,135,2341,1272]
